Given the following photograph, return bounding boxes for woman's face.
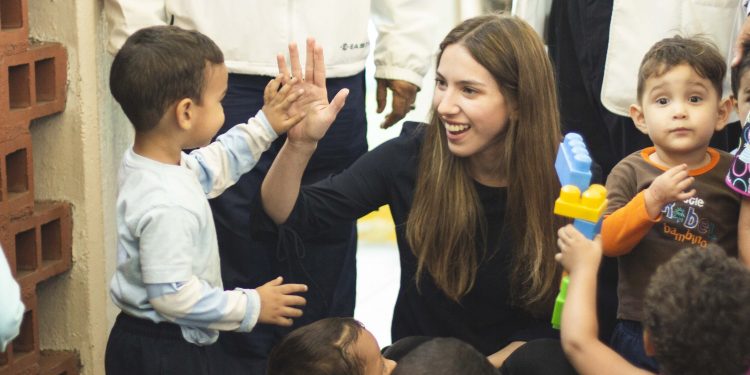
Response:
[433,43,511,159]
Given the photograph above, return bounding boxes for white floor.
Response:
[353,208,400,347]
[354,242,400,347]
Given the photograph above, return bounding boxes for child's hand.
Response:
[261,76,307,135]
[256,276,307,327]
[644,164,695,218]
[276,38,349,147]
[556,224,602,275]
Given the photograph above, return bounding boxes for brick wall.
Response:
[0,0,77,374]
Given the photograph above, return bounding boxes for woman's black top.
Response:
[254,122,555,355]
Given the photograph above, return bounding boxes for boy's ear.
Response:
[714,97,732,132]
[643,329,656,357]
[630,104,648,134]
[175,98,194,131]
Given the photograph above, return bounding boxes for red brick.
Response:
[33,201,72,284]
[39,351,79,375]
[0,43,67,126]
[0,287,39,374]
[0,0,29,54]
[0,126,33,220]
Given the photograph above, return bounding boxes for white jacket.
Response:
[105,0,435,87]
[514,0,744,116]
[602,0,743,116]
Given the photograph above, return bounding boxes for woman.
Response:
[260,14,568,370]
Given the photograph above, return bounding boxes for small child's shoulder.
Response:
[610,149,649,173]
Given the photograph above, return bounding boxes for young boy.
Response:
[556,225,750,375]
[105,26,311,374]
[601,35,739,371]
[392,338,500,375]
[267,317,397,375]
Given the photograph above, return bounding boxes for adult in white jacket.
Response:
[514,0,744,176]
[104,1,435,373]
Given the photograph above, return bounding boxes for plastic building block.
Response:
[554,184,608,223]
[551,275,569,329]
[555,133,592,191]
[573,218,602,240]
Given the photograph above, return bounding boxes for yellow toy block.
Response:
[554,184,608,222]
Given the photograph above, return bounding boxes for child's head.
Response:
[643,245,750,375]
[110,26,226,143]
[267,317,396,375]
[731,40,750,123]
[631,36,731,159]
[391,338,498,375]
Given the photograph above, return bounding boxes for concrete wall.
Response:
[27,1,128,374]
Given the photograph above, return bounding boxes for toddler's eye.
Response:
[688,96,703,103]
[435,78,447,89]
[656,97,669,105]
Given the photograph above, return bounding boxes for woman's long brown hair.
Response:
[406,14,564,315]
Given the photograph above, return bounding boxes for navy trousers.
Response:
[208,72,367,373]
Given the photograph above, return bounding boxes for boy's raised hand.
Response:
[276,38,349,146]
[556,224,602,275]
[644,164,695,219]
[262,76,307,135]
[256,276,307,327]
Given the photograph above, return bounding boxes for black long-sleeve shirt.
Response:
[254,122,556,354]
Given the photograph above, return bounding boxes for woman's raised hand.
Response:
[276,38,349,146]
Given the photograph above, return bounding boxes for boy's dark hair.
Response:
[636,35,726,102]
[731,40,750,98]
[643,245,750,375]
[392,337,499,375]
[267,317,366,375]
[109,26,224,132]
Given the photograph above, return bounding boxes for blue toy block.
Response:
[556,133,592,191]
[573,218,602,240]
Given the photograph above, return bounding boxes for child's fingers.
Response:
[271,77,297,102]
[282,307,304,318]
[282,113,306,129]
[282,295,307,307]
[665,163,689,176]
[279,87,305,109]
[675,188,697,201]
[278,283,308,294]
[264,276,284,287]
[274,317,294,327]
[264,75,282,103]
[673,176,695,192]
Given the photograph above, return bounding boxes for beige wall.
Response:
[27,1,128,374]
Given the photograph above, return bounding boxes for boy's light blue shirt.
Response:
[110,110,276,345]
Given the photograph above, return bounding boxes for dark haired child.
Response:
[267,317,396,375]
[105,26,311,375]
[601,35,738,371]
[557,225,750,375]
[392,337,499,375]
